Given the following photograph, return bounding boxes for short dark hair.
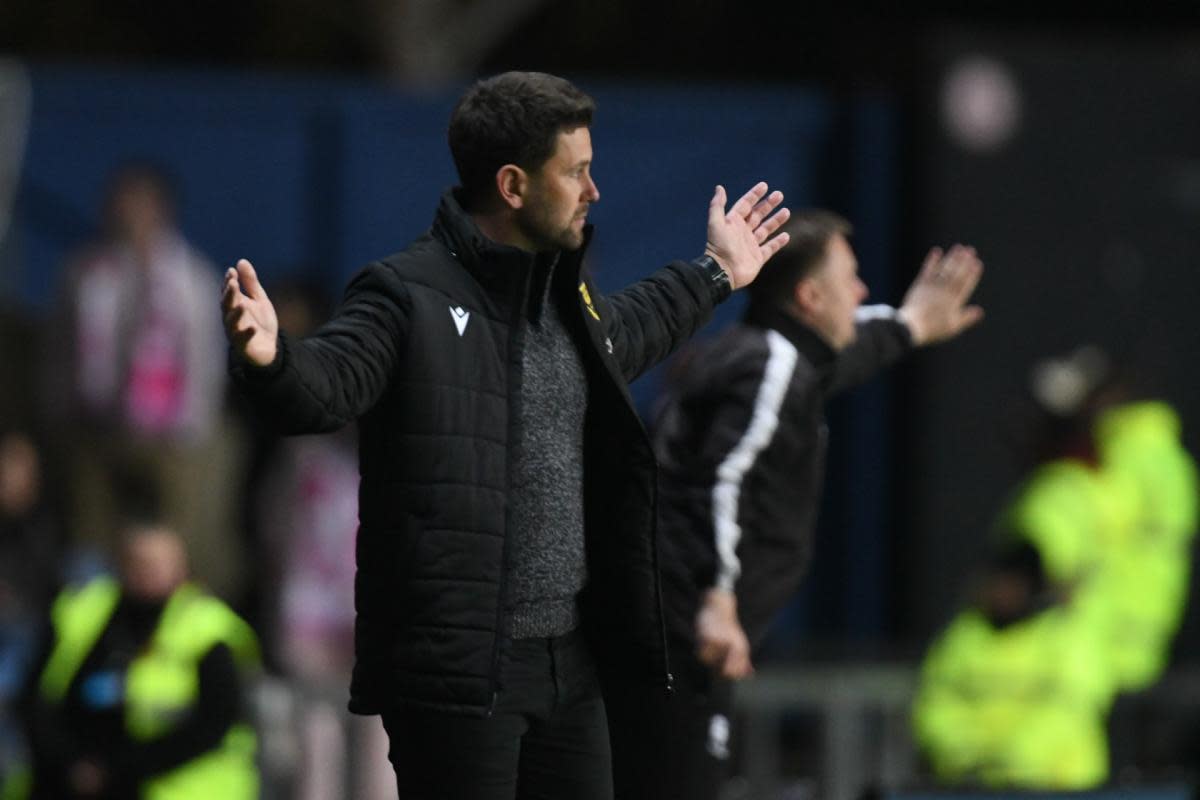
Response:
[448,71,596,209]
[747,209,852,308]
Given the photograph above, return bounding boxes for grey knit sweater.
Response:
[507,258,588,639]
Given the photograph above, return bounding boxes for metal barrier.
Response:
[733,663,1200,800]
[246,664,1200,799]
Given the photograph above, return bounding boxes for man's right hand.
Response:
[221,258,279,367]
[695,587,754,680]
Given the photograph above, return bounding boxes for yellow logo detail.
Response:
[578,282,601,321]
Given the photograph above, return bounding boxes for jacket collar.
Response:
[430,188,593,295]
[744,301,836,371]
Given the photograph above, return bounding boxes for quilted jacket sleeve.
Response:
[596,259,728,383]
[230,262,410,434]
[826,305,913,396]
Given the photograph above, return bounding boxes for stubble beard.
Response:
[519,201,585,253]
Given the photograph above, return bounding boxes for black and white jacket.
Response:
[233,189,728,716]
[653,301,912,657]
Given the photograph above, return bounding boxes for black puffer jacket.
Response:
[654,302,911,656]
[233,190,727,716]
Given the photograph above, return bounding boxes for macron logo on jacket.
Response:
[450,306,470,336]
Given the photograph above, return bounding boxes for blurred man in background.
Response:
[23,521,259,800]
[608,210,983,799]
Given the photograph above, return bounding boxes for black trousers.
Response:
[381,629,613,800]
[608,642,733,800]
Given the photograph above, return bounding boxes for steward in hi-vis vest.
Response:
[913,542,1116,789]
[26,525,259,800]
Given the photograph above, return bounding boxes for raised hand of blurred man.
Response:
[898,244,985,346]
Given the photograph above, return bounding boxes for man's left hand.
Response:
[898,244,985,346]
[704,183,791,289]
[695,588,755,680]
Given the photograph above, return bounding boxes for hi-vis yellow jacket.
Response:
[912,606,1114,789]
[38,577,259,800]
[1005,401,1197,691]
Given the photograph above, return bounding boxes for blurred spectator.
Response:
[0,430,60,800]
[48,163,245,600]
[258,430,357,678]
[912,541,1115,788]
[0,429,60,627]
[1001,347,1198,693]
[22,521,259,799]
[913,346,1200,789]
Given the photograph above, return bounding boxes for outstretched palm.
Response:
[221,258,279,367]
[899,244,985,346]
[704,182,791,289]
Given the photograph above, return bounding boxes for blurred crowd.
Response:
[0,163,390,799]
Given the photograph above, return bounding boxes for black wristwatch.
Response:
[694,254,733,302]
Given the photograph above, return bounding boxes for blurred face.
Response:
[516,126,600,252]
[108,178,171,248]
[121,527,188,601]
[798,234,868,350]
[276,294,318,338]
[0,433,39,516]
[979,572,1035,625]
